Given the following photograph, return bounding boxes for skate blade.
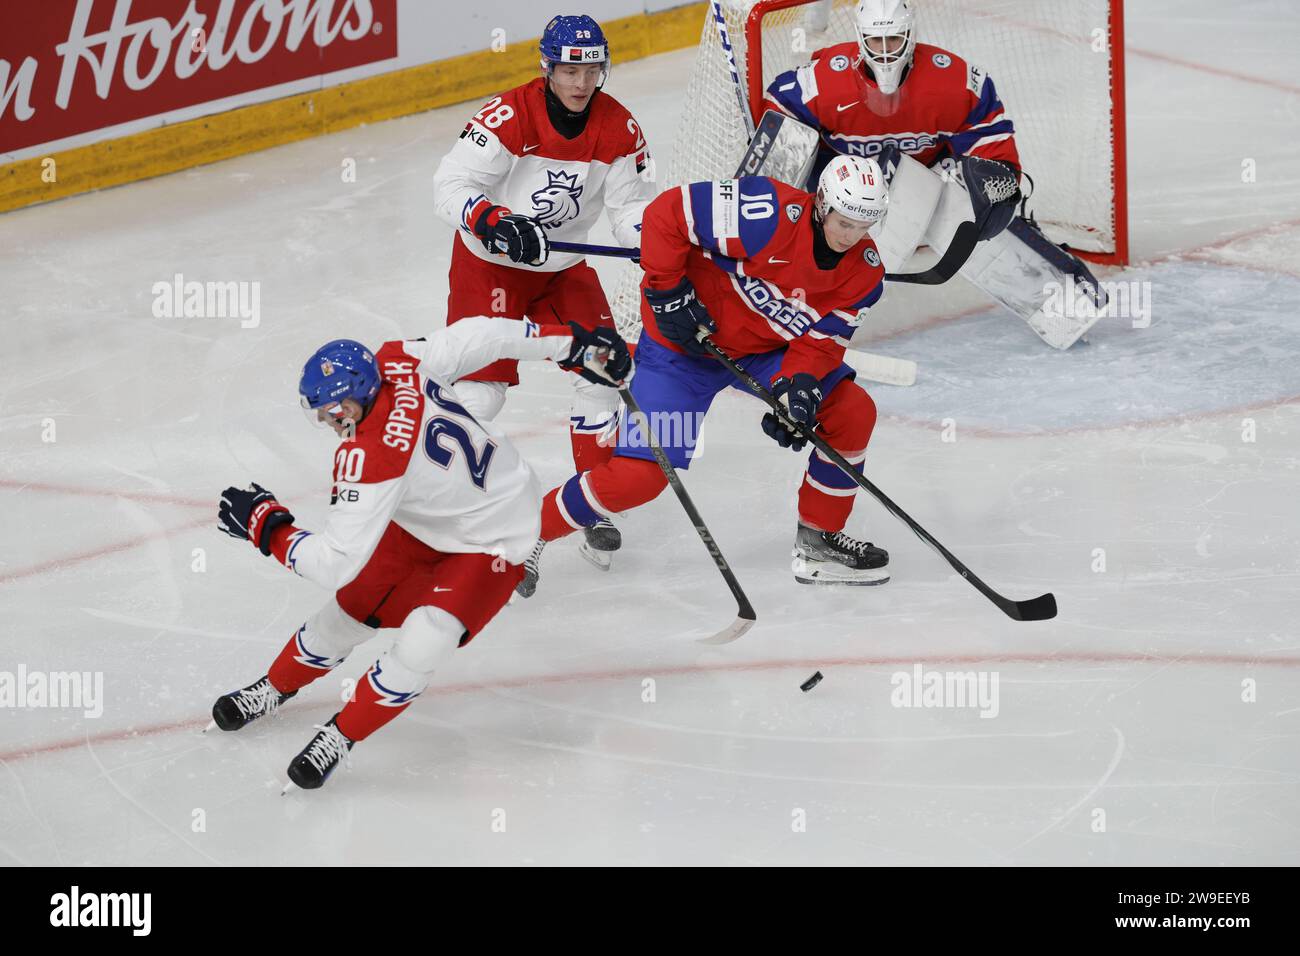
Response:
[794,574,890,587]
[792,556,890,587]
[578,541,613,571]
[202,720,217,734]
[281,780,300,796]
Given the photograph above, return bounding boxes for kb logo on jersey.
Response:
[531,169,584,229]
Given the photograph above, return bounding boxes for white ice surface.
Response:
[1,0,1299,866]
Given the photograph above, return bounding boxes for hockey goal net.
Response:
[610,0,1127,339]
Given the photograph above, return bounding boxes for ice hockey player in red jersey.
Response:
[763,0,1019,197]
[517,155,893,597]
[432,14,656,571]
[762,0,1105,347]
[209,316,630,791]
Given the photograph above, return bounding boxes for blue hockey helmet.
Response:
[539,14,610,81]
[298,339,381,424]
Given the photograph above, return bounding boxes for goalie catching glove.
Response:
[557,321,633,386]
[471,203,550,266]
[644,278,716,357]
[762,373,823,452]
[218,483,294,556]
[957,155,1021,241]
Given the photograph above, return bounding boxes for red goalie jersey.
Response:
[639,176,884,383]
[763,41,1020,177]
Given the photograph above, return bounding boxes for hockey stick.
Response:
[698,335,1057,622]
[548,234,977,285]
[619,386,757,644]
[710,0,756,139]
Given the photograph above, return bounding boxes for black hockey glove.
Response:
[959,155,1021,241]
[644,278,716,358]
[558,321,633,386]
[219,483,295,556]
[472,204,549,266]
[762,373,822,452]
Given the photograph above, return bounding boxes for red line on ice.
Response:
[4,650,1299,765]
[0,515,214,585]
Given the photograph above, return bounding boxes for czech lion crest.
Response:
[531,169,584,228]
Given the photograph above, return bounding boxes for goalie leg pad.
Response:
[958,215,1109,349]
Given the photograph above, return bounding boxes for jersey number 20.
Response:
[422,381,496,490]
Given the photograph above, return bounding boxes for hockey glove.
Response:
[558,321,633,386]
[219,483,295,556]
[472,204,549,266]
[644,278,716,357]
[762,373,822,452]
[959,155,1021,241]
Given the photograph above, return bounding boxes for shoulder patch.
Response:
[829,54,850,72]
[932,52,952,69]
[864,247,881,267]
[785,202,803,223]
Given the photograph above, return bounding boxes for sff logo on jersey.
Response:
[531,169,584,228]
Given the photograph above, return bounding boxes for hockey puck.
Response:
[800,671,824,692]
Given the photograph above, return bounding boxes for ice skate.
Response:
[207,676,296,732]
[515,538,547,598]
[791,524,890,586]
[283,718,355,792]
[577,517,621,571]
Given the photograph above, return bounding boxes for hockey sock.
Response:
[541,456,667,540]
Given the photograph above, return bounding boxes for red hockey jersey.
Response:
[639,176,884,383]
[763,41,1019,174]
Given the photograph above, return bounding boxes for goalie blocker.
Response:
[739,109,1108,349]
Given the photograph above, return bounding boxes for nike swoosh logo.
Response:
[768,257,789,265]
[836,103,856,113]
[432,587,454,593]
[522,144,540,152]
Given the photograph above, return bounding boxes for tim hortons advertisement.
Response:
[0,0,398,154]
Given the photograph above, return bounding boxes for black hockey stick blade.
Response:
[884,220,979,285]
[1005,591,1058,622]
[618,387,757,644]
[699,337,1057,622]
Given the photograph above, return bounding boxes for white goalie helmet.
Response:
[815,155,889,227]
[854,0,917,95]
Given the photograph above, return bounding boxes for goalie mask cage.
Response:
[610,0,1127,339]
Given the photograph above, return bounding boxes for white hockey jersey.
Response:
[270,317,575,590]
[432,77,656,272]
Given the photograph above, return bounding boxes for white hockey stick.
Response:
[843,349,917,387]
[711,1,756,140]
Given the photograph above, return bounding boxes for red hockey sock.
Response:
[267,625,342,694]
[796,379,877,533]
[570,429,615,474]
[541,456,667,540]
[334,663,413,742]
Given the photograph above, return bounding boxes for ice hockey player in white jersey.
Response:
[209,316,631,791]
[432,14,657,570]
